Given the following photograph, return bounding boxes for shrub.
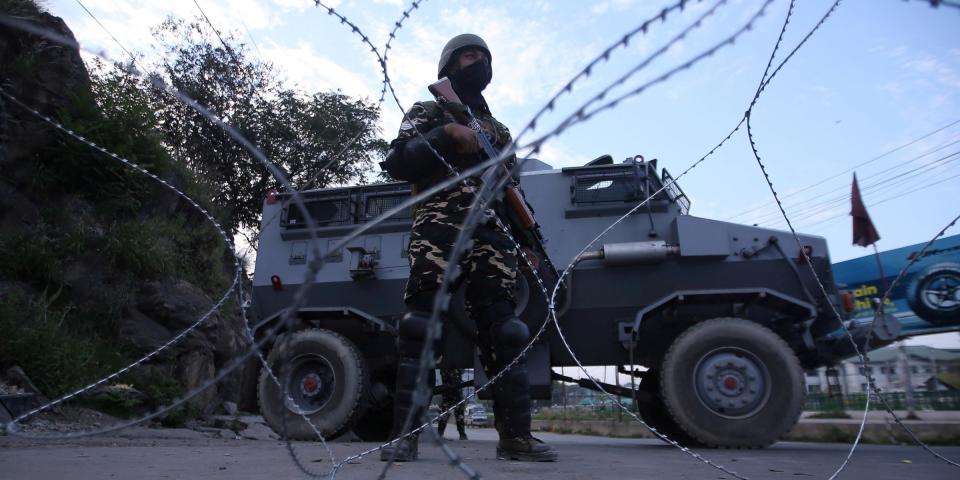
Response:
[0,290,128,397]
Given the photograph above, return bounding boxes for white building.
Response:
[805,345,960,395]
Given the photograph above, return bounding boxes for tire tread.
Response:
[659,317,805,449]
[257,328,368,441]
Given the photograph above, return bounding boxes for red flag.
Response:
[851,173,880,247]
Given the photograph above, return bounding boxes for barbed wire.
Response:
[749,108,960,473]
[292,2,718,477]
[739,1,894,476]
[0,87,241,425]
[517,0,773,154]
[1,3,778,479]
[751,145,960,227]
[9,0,764,476]
[246,0,430,259]
[534,1,801,478]
[74,0,137,63]
[756,148,960,226]
[0,16,348,470]
[539,0,956,476]
[374,1,784,477]
[741,0,960,470]
[3,1,959,480]
[909,0,960,10]
[724,119,960,222]
[792,171,960,230]
[381,0,776,478]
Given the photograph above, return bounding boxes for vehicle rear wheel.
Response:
[258,328,367,440]
[660,318,804,448]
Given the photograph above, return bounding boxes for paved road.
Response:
[2,427,959,480]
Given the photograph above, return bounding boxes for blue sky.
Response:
[48,0,959,347]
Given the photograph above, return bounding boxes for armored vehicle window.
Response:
[284,197,353,229]
[573,172,637,206]
[363,193,413,223]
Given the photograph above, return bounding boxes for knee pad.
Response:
[398,310,446,359]
[493,317,530,351]
[399,311,430,343]
[398,312,430,358]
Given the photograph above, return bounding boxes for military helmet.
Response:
[437,33,491,78]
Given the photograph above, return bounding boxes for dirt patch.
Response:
[5,404,122,434]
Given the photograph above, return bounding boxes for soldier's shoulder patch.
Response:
[419,101,446,121]
[400,101,444,133]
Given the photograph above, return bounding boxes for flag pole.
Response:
[872,243,887,305]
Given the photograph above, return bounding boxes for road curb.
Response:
[531,418,960,445]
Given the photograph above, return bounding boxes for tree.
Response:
[144,18,387,234]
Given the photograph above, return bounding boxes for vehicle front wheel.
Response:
[258,328,367,440]
[659,318,804,448]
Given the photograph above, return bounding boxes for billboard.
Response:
[832,234,960,337]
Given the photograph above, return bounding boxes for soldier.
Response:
[436,369,468,440]
[378,33,557,462]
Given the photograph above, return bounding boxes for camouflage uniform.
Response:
[396,100,518,316]
[380,33,556,463]
[436,368,467,439]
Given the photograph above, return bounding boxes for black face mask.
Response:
[450,58,492,95]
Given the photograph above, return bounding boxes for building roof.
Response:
[846,345,960,363]
[939,373,960,390]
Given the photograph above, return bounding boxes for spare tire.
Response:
[906,262,960,325]
[258,328,367,440]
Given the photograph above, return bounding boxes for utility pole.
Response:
[561,366,567,421]
[897,341,918,419]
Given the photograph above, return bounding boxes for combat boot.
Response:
[380,434,419,462]
[496,434,557,462]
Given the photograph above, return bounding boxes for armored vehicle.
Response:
[249,155,894,448]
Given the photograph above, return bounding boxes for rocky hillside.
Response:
[0,0,257,421]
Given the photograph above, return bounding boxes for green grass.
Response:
[534,407,634,422]
[806,410,852,419]
[0,290,128,398]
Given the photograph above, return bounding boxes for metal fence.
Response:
[805,391,960,411]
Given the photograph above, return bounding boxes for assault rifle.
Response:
[428,77,561,281]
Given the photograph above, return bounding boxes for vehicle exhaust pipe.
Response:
[576,241,680,267]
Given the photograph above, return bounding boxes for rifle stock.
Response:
[427,78,469,123]
[428,77,538,231]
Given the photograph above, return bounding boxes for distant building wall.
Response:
[804,345,960,395]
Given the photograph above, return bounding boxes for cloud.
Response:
[63,0,300,64]
[590,0,638,16]
[522,140,591,169]
[591,3,610,15]
[903,53,960,90]
[364,2,600,127]
[265,41,380,100]
[274,0,335,11]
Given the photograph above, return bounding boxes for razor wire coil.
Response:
[3,1,960,479]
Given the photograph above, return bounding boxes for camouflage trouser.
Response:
[404,185,518,314]
[437,368,466,437]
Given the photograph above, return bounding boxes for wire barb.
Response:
[5,0,960,478]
